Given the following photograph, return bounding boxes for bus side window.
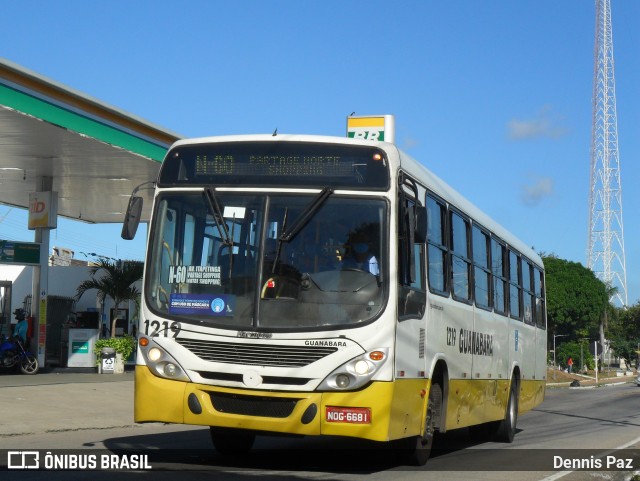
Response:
[472,225,491,309]
[508,249,522,320]
[522,258,534,325]
[426,195,448,295]
[534,267,546,329]
[491,238,508,315]
[450,211,471,303]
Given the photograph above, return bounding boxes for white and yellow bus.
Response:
[123,120,546,464]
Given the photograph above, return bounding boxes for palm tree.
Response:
[75,258,143,338]
[600,284,619,370]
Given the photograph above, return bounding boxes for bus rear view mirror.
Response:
[414,206,427,243]
[121,195,144,240]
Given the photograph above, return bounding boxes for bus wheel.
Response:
[210,427,256,455]
[398,382,441,466]
[495,379,518,443]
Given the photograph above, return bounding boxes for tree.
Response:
[609,302,640,367]
[599,285,619,368]
[555,340,595,371]
[543,255,609,342]
[75,258,143,338]
[608,338,636,368]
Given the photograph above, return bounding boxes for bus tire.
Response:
[495,378,518,443]
[210,427,256,455]
[398,382,441,466]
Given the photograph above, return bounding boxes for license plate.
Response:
[326,406,371,424]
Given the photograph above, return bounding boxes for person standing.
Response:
[567,357,574,374]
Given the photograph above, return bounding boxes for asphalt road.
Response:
[0,370,639,481]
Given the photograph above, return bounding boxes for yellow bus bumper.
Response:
[135,366,429,442]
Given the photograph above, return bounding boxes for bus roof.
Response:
[169,133,392,149]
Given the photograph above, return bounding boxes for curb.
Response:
[40,365,135,374]
[547,379,635,388]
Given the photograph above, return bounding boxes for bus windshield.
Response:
[146,192,388,330]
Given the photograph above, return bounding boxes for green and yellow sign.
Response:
[346,115,395,143]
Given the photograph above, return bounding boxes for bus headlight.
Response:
[163,363,178,377]
[336,374,351,388]
[317,348,389,391]
[148,347,162,362]
[354,360,370,375]
[140,337,191,382]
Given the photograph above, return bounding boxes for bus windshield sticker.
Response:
[223,206,246,219]
[169,293,236,316]
[168,265,222,286]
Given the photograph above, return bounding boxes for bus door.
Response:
[395,174,427,379]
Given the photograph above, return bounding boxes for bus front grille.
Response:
[210,392,298,418]
[197,371,312,386]
[176,338,337,367]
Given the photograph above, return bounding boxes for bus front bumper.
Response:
[135,366,427,442]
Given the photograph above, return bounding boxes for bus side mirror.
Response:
[414,206,427,243]
[121,196,143,240]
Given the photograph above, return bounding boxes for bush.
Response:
[556,340,594,371]
[94,335,137,362]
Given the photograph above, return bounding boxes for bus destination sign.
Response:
[159,141,389,190]
[196,154,347,177]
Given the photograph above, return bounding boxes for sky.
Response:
[1,0,639,303]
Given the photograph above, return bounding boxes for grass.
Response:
[546,366,637,385]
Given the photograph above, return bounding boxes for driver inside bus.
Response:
[341,231,379,275]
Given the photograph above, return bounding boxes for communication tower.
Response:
[587,0,627,307]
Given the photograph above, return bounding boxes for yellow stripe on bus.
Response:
[443,378,546,431]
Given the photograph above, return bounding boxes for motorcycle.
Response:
[0,336,39,375]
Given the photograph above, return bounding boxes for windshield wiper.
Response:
[271,207,289,274]
[270,188,333,275]
[203,187,235,277]
[279,188,333,242]
[203,187,232,246]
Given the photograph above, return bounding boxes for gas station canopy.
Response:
[0,58,181,223]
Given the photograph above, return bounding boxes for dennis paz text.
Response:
[554,455,634,470]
